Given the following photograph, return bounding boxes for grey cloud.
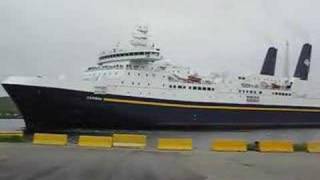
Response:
[1,0,320,96]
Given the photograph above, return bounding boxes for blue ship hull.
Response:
[3,84,320,131]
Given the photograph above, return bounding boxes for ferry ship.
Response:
[2,25,318,131]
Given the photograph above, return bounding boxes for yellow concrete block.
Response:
[306,141,320,153]
[78,135,112,148]
[258,140,294,152]
[33,133,67,146]
[0,131,23,137]
[112,134,146,148]
[212,139,247,152]
[157,138,193,151]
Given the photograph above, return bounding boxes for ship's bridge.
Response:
[97,25,162,66]
[98,49,162,65]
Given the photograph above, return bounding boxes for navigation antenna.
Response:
[283,41,290,79]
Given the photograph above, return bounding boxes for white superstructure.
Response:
[76,25,319,108]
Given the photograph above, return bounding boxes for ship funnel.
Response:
[293,43,312,80]
[260,47,278,76]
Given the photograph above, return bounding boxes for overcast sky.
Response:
[1,0,320,96]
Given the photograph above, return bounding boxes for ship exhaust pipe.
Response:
[293,43,312,80]
[260,47,278,76]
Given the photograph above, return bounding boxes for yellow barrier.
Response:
[306,141,320,153]
[33,133,68,146]
[0,131,23,137]
[157,138,193,151]
[258,140,294,152]
[212,139,247,152]
[112,134,146,148]
[78,135,112,148]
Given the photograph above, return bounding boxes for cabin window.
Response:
[189,86,191,89]
[198,87,202,90]
[173,85,176,88]
[193,86,197,90]
[169,85,172,88]
[178,85,182,89]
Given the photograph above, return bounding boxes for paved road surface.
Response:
[0,143,319,180]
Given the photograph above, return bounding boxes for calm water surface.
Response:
[0,119,25,131]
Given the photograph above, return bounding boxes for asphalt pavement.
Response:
[1,143,319,180]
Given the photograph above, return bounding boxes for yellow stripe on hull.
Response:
[104,97,320,113]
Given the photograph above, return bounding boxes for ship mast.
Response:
[283,41,290,79]
[130,25,150,48]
